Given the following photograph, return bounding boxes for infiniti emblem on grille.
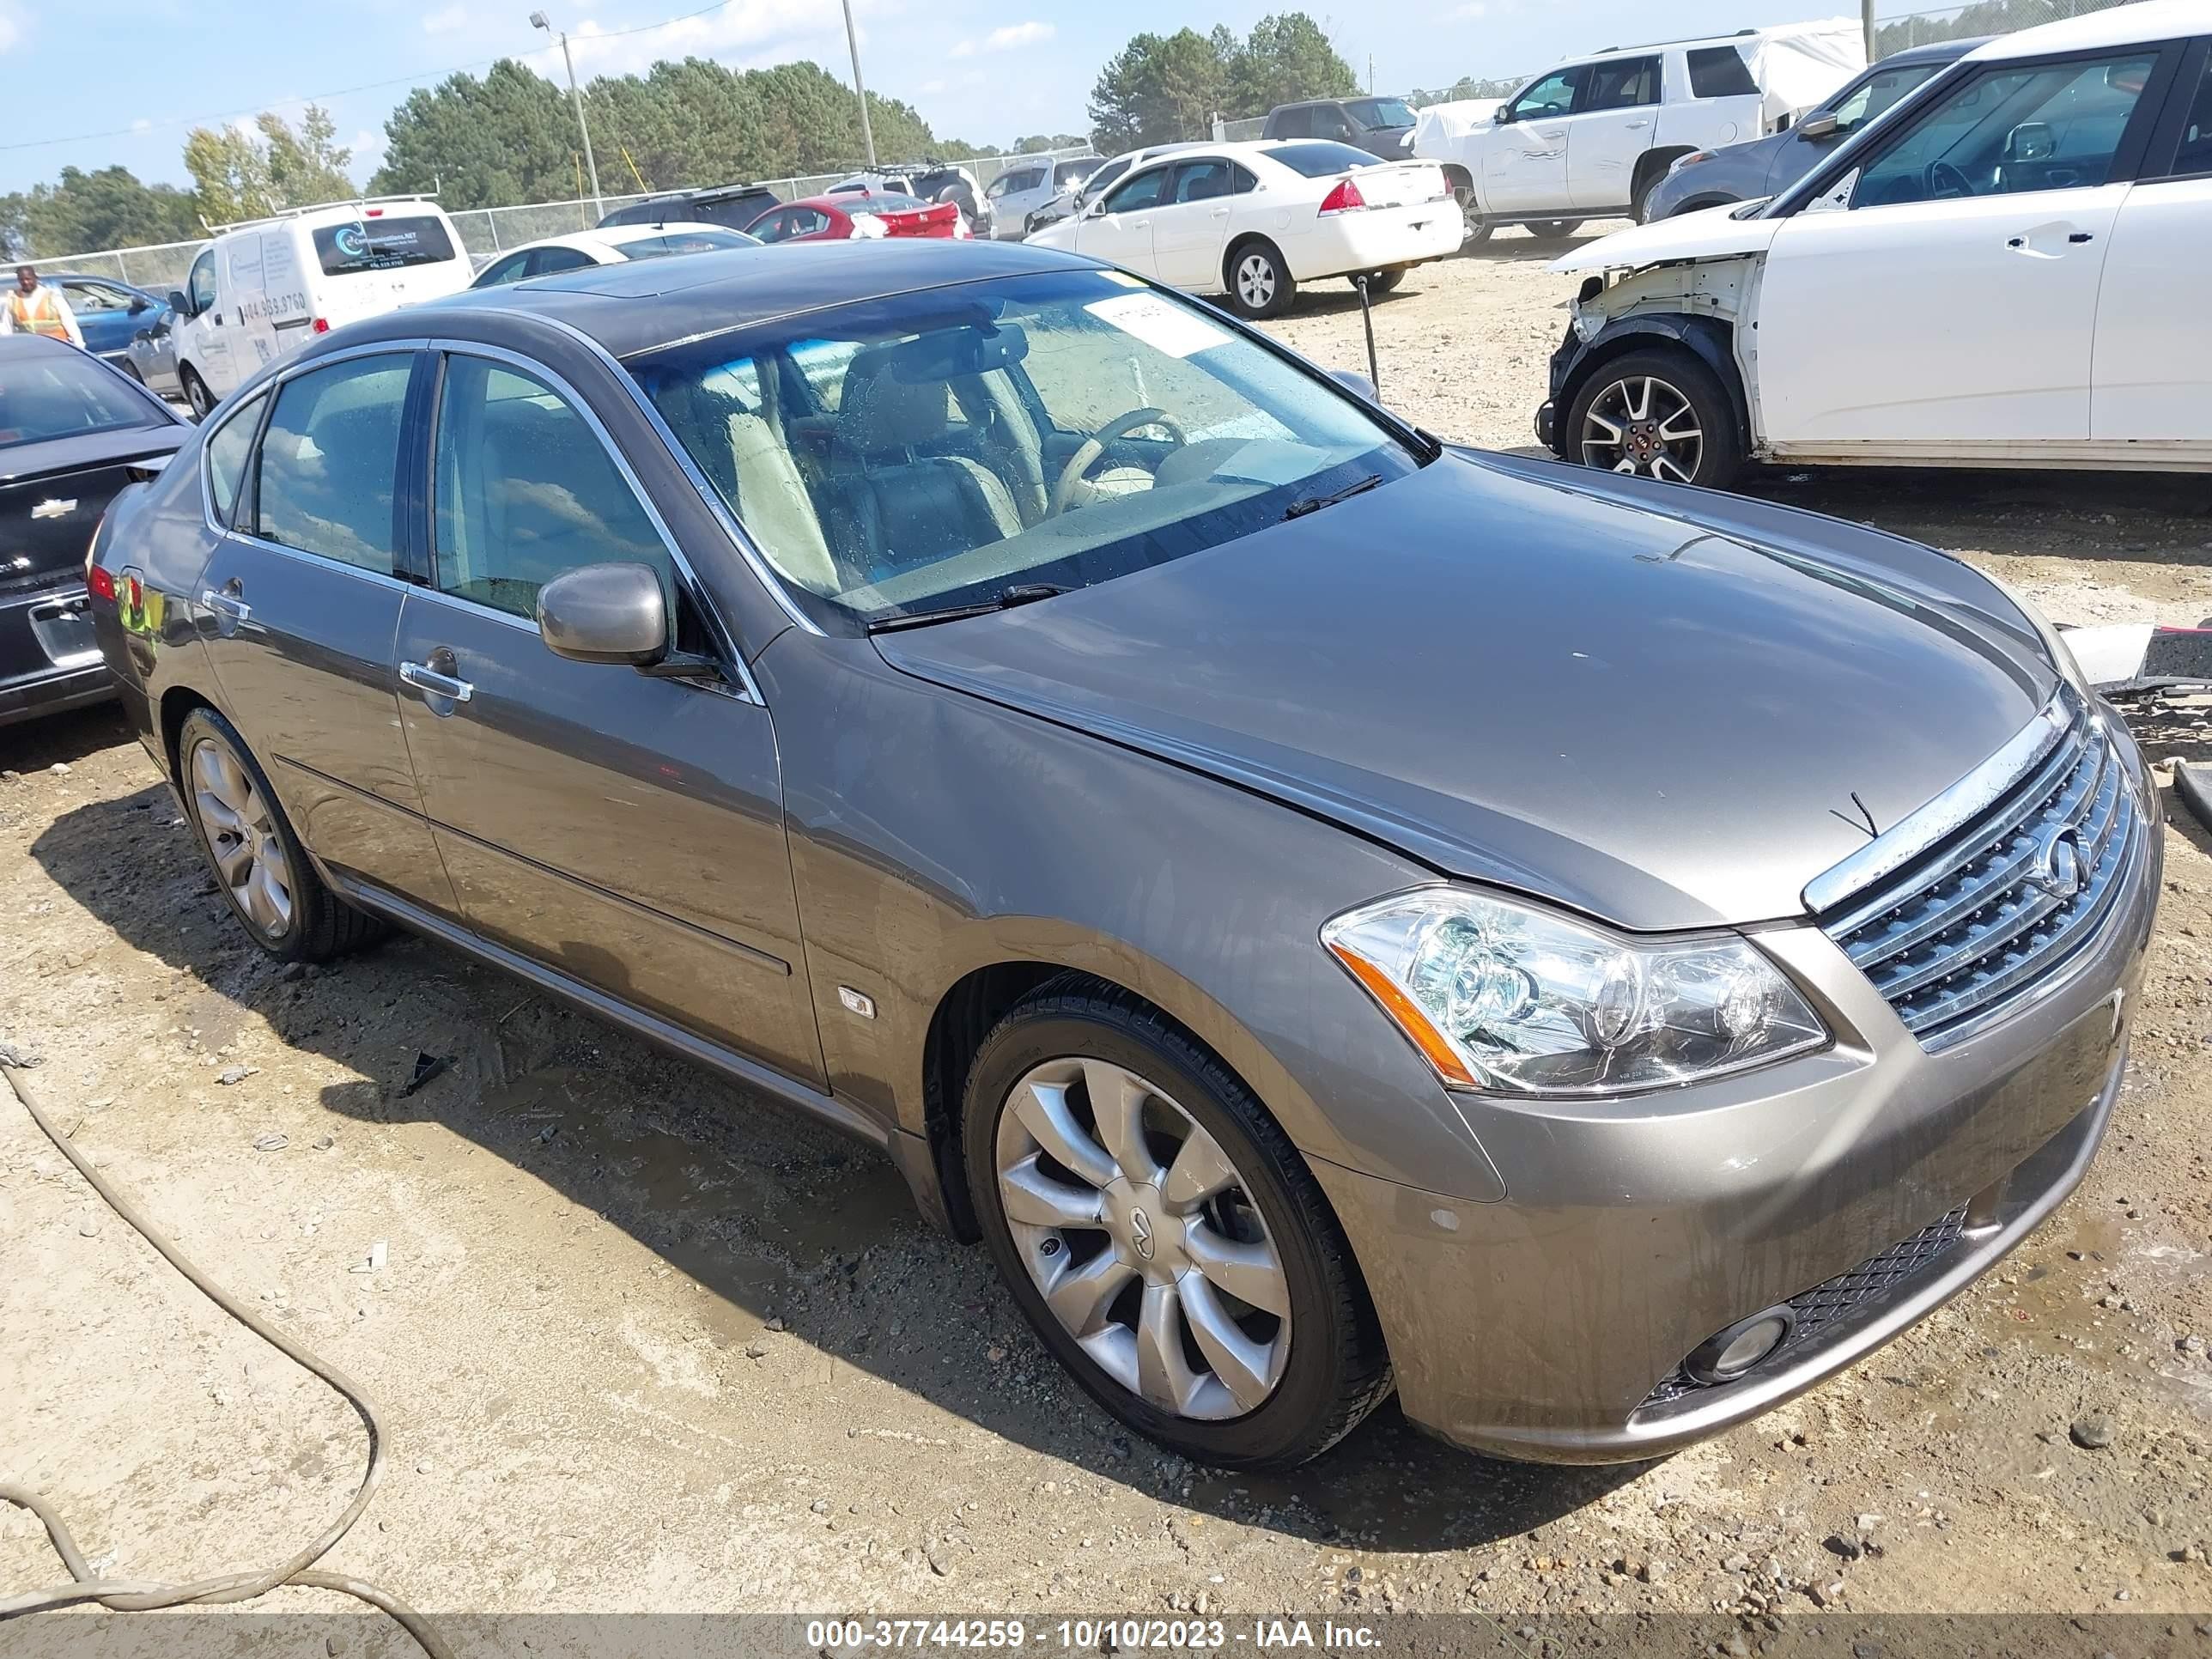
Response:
[2033,827,2084,900]
[1128,1208,1155,1261]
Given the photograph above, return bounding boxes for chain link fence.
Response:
[26,147,1094,290]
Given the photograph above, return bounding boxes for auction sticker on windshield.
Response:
[1084,293,1231,359]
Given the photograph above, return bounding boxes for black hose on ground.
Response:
[0,1059,451,1658]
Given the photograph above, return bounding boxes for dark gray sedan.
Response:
[88,240,2157,1470]
[1641,38,1984,222]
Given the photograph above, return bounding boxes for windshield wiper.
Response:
[865,583,1069,634]
[1281,473,1383,521]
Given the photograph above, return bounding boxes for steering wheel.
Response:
[1049,407,1188,515]
[1926,160,1973,201]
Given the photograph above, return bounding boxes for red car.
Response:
[743,192,970,244]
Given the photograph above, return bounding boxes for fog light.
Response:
[1684,1306,1796,1386]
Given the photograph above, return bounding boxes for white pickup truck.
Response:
[1417,21,1864,240]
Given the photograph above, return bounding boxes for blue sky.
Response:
[0,0,1857,196]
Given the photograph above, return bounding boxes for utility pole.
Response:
[1860,0,1877,64]
[842,0,878,168]
[532,11,604,218]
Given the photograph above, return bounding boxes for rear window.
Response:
[854,193,928,212]
[614,229,755,258]
[312,216,458,276]
[0,350,163,449]
[1688,46,1760,99]
[1263,141,1381,177]
[1057,157,1106,185]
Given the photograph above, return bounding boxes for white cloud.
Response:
[0,3,22,53]
[982,20,1051,51]
[918,78,945,94]
[349,128,388,176]
[548,0,851,80]
[131,117,153,133]
[1451,1,1486,15]
[422,3,468,33]
[948,38,975,58]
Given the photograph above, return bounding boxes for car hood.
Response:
[1550,203,1782,274]
[873,452,2057,931]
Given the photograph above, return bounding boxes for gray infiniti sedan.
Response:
[88,240,2158,1472]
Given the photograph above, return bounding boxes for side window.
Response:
[1314,107,1354,140]
[1509,68,1583,122]
[1686,46,1760,100]
[1853,51,2160,207]
[1230,163,1260,195]
[791,208,832,237]
[65,282,130,313]
[1827,63,1943,137]
[1103,167,1170,214]
[187,251,217,314]
[1272,106,1310,138]
[432,355,673,621]
[204,389,268,526]
[1170,160,1238,203]
[1082,158,1129,203]
[475,251,532,288]
[252,354,413,574]
[528,246,596,276]
[2165,52,2212,176]
[1580,56,1660,112]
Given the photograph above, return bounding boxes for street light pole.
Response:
[840,0,878,169]
[532,10,604,219]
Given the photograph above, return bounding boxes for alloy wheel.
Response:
[185,374,213,420]
[191,737,294,937]
[1235,254,1278,313]
[994,1056,1291,1420]
[1579,373,1705,483]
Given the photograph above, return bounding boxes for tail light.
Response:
[87,564,117,603]
[312,318,331,334]
[1317,177,1368,216]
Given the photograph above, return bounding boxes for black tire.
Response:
[177,707,386,963]
[1349,268,1405,296]
[179,365,214,422]
[1564,345,1744,490]
[962,974,1391,1471]
[1526,219,1583,241]
[118,359,146,385]
[1452,186,1494,251]
[1223,239,1296,320]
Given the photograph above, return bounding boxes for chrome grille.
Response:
[1819,713,2138,1049]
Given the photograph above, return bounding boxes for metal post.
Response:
[1861,0,1877,64]
[1356,274,1380,396]
[841,0,878,169]
[559,32,605,220]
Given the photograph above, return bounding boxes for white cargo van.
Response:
[167,197,472,417]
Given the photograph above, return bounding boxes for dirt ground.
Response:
[5,234,2212,1646]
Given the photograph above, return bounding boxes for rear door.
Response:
[2091,40,2212,447]
[1483,66,1582,210]
[392,346,822,1085]
[1567,54,1662,210]
[192,349,458,914]
[1757,45,2172,449]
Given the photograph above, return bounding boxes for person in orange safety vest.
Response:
[0,266,85,348]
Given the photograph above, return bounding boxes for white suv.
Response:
[985,155,1106,240]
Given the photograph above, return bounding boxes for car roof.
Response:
[503,222,738,256]
[1968,0,2199,59]
[412,239,1103,360]
[1881,34,1990,65]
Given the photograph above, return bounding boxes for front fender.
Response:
[1545,312,1748,459]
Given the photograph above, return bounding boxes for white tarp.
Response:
[1741,17,1869,127]
[1413,98,1504,159]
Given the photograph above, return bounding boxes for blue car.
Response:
[46,273,168,369]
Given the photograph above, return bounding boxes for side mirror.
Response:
[537,562,670,666]
[128,295,150,313]
[1797,112,1839,140]
[167,289,191,318]
[1330,368,1378,402]
[1492,106,1512,124]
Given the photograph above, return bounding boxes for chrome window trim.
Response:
[525,309,825,639]
[428,337,767,703]
[197,386,272,538]
[1802,686,2076,916]
[223,527,418,593]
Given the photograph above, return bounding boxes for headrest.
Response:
[837,341,953,455]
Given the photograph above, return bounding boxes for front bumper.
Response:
[1,583,113,727]
[1314,751,2161,1462]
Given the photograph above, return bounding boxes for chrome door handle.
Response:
[399,660,473,702]
[201,589,250,623]
[1626,119,1650,130]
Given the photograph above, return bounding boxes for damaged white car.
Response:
[1534,0,2212,489]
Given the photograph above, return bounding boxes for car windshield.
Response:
[1346,97,1417,129]
[0,351,162,449]
[629,269,1423,629]
[1263,142,1382,176]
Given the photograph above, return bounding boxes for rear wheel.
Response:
[1526,219,1583,241]
[178,708,386,963]
[179,365,214,421]
[118,359,146,385]
[963,976,1391,1470]
[1565,346,1743,489]
[1224,240,1295,319]
[1349,268,1405,296]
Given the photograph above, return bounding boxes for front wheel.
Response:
[1565,347,1744,489]
[1526,219,1583,241]
[963,976,1391,1470]
[179,365,215,421]
[1224,240,1296,319]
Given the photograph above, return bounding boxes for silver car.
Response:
[88,240,2158,1470]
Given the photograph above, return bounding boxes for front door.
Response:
[391,349,823,1086]
[194,350,457,914]
[1152,158,1244,289]
[2092,49,2212,447]
[1566,54,1661,212]
[178,248,238,397]
[1755,46,2166,448]
[1080,165,1170,276]
[1482,66,1581,212]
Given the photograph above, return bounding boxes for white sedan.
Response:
[1024,140,1462,318]
[469,222,757,289]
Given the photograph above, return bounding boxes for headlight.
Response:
[1322,889,1826,1096]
